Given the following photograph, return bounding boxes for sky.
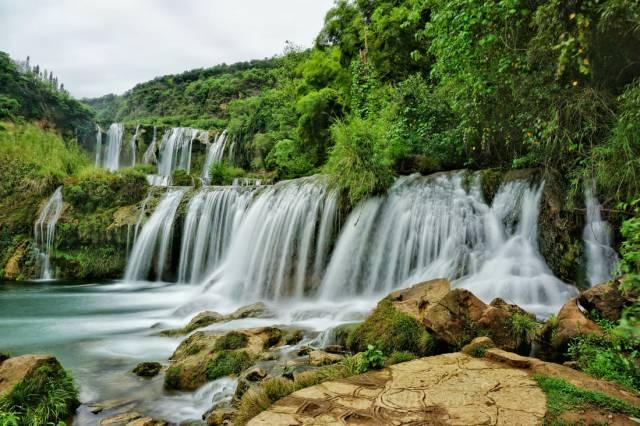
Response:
[0,0,335,98]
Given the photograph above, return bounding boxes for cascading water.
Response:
[94,125,103,167]
[124,188,187,281]
[34,186,64,280]
[177,187,254,284]
[583,185,618,286]
[201,131,228,184]
[203,177,338,301]
[148,128,198,186]
[143,126,158,165]
[128,125,141,167]
[101,123,125,171]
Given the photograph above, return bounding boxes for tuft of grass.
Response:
[534,375,640,424]
[470,345,491,358]
[347,299,433,356]
[206,350,252,381]
[510,313,539,346]
[0,364,79,426]
[214,331,249,351]
[385,351,417,366]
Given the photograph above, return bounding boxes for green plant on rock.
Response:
[0,364,79,426]
[164,366,182,389]
[206,350,252,381]
[510,313,539,346]
[214,331,249,351]
[208,163,246,185]
[385,351,417,366]
[355,345,385,373]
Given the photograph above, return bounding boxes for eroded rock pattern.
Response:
[249,353,547,425]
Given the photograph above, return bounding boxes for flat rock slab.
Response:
[249,352,547,425]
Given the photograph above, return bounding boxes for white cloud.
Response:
[0,0,335,98]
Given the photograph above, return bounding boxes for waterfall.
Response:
[102,123,125,171]
[318,173,573,316]
[148,128,198,186]
[94,125,103,167]
[129,125,141,167]
[203,177,338,301]
[143,126,158,165]
[583,185,618,286]
[232,178,262,187]
[201,131,228,183]
[177,187,253,284]
[34,187,63,280]
[124,188,187,281]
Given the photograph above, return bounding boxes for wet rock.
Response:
[284,329,304,345]
[229,302,274,320]
[132,362,162,378]
[99,411,143,425]
[282,363,318,381]
[183,311,225,333]
[578,280,636,322]
[323,345,344,354]
[206,408,235,425]
[127,418,166,426]
[296,346,311,356]
[461,336,495,357]
[555,297,602,348]
[308,350,344,366]
[87,399,136,414]
[244,367,267,382]
[387,278,451,318]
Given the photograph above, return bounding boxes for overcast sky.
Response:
[0,0,335,98]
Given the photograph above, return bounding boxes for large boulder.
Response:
[554,297,602,348]
[578,280,636,322]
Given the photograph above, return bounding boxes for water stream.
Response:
[34,186,64,280]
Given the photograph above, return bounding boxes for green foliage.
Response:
[208,163,246,185]
[325,117,394,207]
[509,313,540,346]
[171,169,193,186]
[164,366,182,389]
[206,350,252,381]
[0,364,79,426]
[567,333,640,392]
[385,351,417,366]
[534,375,640,422]
[354,345,385,373]
[265,139,314,179]
[347,299,433,356]
[214,331,249,351]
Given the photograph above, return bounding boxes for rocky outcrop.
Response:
[0,354,62,398]
[461,336,496,356]
[308,350,344,366]
[578,279,636,322]
[554,297,602,348]
[132,362,162,377]
[249,352,548,425]
[387,279,538,352]
[99,411,166,426]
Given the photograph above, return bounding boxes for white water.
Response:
[583,185,618,286]
[100,123,125,171]
[94,125,103,167]
[128,125,141,167]
[177,187,253,284]
[201,131,228,184]
[34,186,64,280]
[143,126,158,165]
[124,188,187,281]
[148,128,199,186]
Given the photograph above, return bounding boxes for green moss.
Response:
[53,247,126,280]
[0,364,79,426]
[479,169,503,204]
[164,366,182,389]
[171,169,195,186]
[347,299,433,356]
[185,344,202,356]
[534,375,640,424]
[214,331,249,351]
[385,351,417,366]
[206,350,252,380]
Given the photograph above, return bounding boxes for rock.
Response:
[244,367,267,382]
[127,418,166,426]
[563,361,580,370]
[308,350,344,366]
[0,354,64,398]
[387,278,451,318]
[284,329,304,345]
[206,408,235,425]
[248,352,547,425]
[99,411,143,425]
[183,311,225,333]
[323,345,344,354]
[485,348,534,369]
[229,302,274,320]
[555,297,602,348]
[132,362,162,378]
[3,242,26,280]
[0,353,9,364]
[461,336,495,356]
[297,346,311,356]
[87,399,136,414]
[578,280,635,322]
[281,363,318,381]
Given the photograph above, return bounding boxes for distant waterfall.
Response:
[94,125,103,167]
[34,187,63,280]
[129,125,141,167]
[177,187,253,284]
[148,128,199,186]
[101,123,125,171]
[124,188,187,281]
[143,126,158,165]
[201,131,228,184]
[319,174,573,316]
[583,186,618,286]
[204,177,338,301]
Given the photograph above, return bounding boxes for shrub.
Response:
[509,313,539,346]
[347,299,433,356]
[208,163,246,185]
[0,364,79,426]
[355,345,385,373]
[206,350,252,381]
[264,139,314,179]
[171,169,193,186]
[214,331,249,351]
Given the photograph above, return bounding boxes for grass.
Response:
[510,313,539,346]
[0,364,79,426]
[206,350,252,381]
[214,331,249,351]
[534,375,640,425]
[346,299,433,356]
[385,351,417,366]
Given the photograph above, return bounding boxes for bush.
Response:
[171,169,193,186]
[264,139,314,180]
[354,345,384,373]
[206,350,252,381]
[214,331,249,351]
[347,299,433,356]
[509,313,539,347]
[325,117,394,207]
[208,163,246,185]
[0,364,79,426]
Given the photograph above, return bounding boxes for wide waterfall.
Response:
[177,187,253,284]
[124,188,187,281]
[148,128,199,186]
[201,131,228,184]
[100,123,125,171]
[34,186,64,280]
[583,185,618,286]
